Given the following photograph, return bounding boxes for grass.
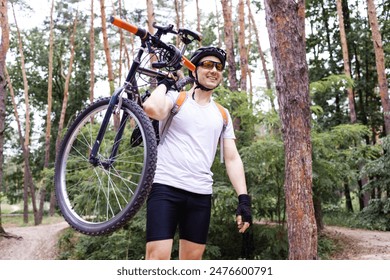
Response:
[1,200,65,228]
[1,214,64,228]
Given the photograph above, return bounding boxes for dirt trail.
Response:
[0,220,69,260]
[1,220,390,259]
[323,226,390,260]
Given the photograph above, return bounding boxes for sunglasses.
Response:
[197,60,224,72]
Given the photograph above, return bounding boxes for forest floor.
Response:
[0,218,390,260]
[323,226,390,260]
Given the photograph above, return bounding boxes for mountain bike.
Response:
[54,16,200,235]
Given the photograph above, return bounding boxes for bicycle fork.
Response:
[89,87,128,169]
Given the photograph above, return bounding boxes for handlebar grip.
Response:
[182,56,195,72]
[110,16,148,39]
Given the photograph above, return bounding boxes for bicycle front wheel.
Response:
[55,97,157,235]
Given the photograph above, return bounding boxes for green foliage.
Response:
[310,74,354,95]
[355,199,390,231]
[312,124,372,202]
[213,87,258,147]
[317,233,338,260]
[58,207,147,260]
[361,136,390,193]
[322,205,360,228]
[357,136,390,230]
[240,136,285,222]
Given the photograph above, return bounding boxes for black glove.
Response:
[236,194,252,225]
[157,76,176,92]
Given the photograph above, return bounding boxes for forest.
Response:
[0,0,389,260]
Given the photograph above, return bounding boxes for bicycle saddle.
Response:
[178,28,202,44]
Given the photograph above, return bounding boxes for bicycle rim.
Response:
[55,98,157,235]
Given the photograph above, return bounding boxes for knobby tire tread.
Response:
[54,97,157,235]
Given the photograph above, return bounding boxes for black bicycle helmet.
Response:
[189,46,227,91]
[189,46,227,79]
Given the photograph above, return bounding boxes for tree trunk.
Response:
[313,196,324,232]
[49,13,78,216]
[146,0,157,69]
[55,16,78,157]
[38,0,55,225]
[344,182,354,212]
[247,0,271,91]
[51,16,78,215]
[5,67,37,225]
[215,0,222,48]
[264,0,318,260]
[366,0,390,135]
[12,3,39,225]
[174,0,181,46]
[146,0,155,34]
[90,0,95,104]
[220,0,238,91]
[336,0,356,123]
[100,0,115,94]
[180,0,184,29]
[238,0,248,92]
[0,0,10,233]
[196,0,201,45]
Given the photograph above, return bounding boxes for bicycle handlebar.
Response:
[110,16,196,72]
[110,16,148,39]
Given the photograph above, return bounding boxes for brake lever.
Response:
[152,22,178,35]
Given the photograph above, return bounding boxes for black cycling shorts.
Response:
[146,183,212,245]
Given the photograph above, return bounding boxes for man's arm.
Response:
[143,84,173,120]
[223,138,251,233]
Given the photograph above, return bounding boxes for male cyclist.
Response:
[143,46,252,260]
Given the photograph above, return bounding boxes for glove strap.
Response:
[238,194,251,205]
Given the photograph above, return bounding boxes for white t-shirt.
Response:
[153,90,236,195]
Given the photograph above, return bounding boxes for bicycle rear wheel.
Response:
[55,97,157,235]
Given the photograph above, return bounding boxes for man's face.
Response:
[193,55,223,90]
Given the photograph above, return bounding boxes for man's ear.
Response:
[191,68,197,79]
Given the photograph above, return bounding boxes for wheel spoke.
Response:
[55,98,156,235]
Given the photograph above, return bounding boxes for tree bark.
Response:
[146,0,155,34]
[50,13,78,216]
[264,0,318,260]
[90,0,95,101]
[246,0,271,91]
[336,0,356,123]
[220,0,238,91]
[51,16,78,215]
[238,0,248,92]
[12,3,39,225]
[215,0,222,48]
[38,0,55,225]
[100,0,115,94]
[55,16,78,156]
[196,0,201,40]
[5,67,38,224]
[146,0,157,68]
[0,0,10,232]
[366,0,390,135]
[174,0,181,46]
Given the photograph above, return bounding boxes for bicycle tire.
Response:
[54,97,157,235]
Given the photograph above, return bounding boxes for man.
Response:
[143,46,252,260]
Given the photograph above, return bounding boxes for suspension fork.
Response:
[89,43,144,167]
[89,86,125,166]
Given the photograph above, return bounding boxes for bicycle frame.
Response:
[89,17,198,168]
